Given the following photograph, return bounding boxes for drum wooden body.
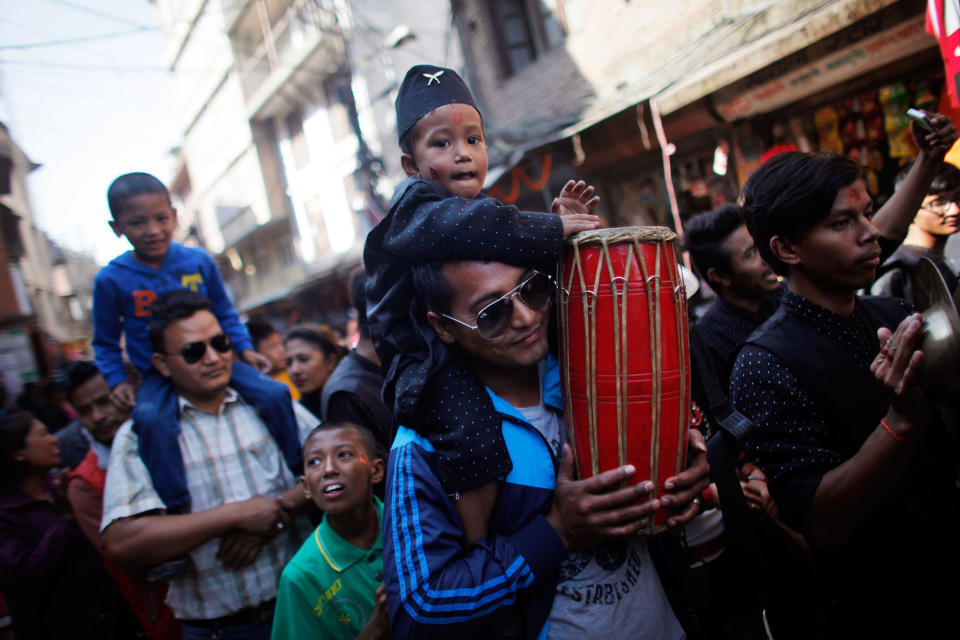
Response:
[557,226,691,535]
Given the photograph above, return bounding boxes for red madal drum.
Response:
[557,226,691,534]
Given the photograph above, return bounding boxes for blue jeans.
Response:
[180,621,272,640]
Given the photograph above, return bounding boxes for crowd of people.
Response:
[0,61,958,640]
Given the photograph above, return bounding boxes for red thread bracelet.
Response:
[881,418,909,445]
[700,486,719,510]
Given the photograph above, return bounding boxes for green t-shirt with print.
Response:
[271,498,386,639]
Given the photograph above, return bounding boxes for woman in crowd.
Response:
[284,324,344,418]
[0,412,138,639]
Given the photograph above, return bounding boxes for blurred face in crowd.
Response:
[915,193,960,238]
[285,339,337,395]
[16,420,61,471]
[714,224,780,300]
[68,374,129,446]
[109,192,177,267]
[301,426,384,515]
[429,261,550,371]
[256,331,287,375]
[152,310,233,406]
[402,103,488,199]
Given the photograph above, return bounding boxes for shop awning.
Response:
[485,0,906,183]
[237,244,363,314]
[708,15,933,121]
[654,0,910,115]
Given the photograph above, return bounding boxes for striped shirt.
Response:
[101,388,318,620]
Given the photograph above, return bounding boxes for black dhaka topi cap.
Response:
[395,65,480,143]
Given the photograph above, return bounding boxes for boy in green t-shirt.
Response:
[272,422,390,639]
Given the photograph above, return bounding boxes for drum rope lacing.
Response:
[558,227,690,534]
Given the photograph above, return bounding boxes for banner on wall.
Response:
[716,16,934,121]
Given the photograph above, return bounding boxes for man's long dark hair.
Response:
[741,151,860,275]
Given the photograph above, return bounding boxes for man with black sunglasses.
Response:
[382,259,710,639]
[100,290,318,639]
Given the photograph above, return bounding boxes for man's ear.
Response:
[170,208,179,227]
[151,352,172,378]
[300,475,311,501]
[108,219,123,238]
[401,153,420,178]
[705,266,731,290]
[769,235,801,268]
[426,311,457,345]
[370,457,385,485]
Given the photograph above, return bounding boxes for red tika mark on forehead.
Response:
[430,167,440,180]
[847,188,864,204]
[453,110,464,125]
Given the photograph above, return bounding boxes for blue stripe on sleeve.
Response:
[422,557,532,599]
[389,446,409,602]
[391,443,538,621]
[413,560,533,612]
[406,440,432,584]
[402,590,522,625]
[397,446,419,598]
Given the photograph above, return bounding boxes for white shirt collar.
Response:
[177,387,240,414]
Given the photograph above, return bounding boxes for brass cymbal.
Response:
[911,258,960,405]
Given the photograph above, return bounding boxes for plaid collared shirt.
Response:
[101,388,319,620]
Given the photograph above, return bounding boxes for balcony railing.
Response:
[234,0,342,106]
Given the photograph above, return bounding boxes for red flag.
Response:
[928,0,960,107]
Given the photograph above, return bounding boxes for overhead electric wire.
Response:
[0,28,147,50]
[40,0,155,31]
[0,58,189,73]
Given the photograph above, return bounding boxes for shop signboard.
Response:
[716,16,933,121]
[0,328,38,398]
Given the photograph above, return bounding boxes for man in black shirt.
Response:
[685,205,783,391]
[731,146,960,639]
[687,119,957,392]
[320,268,393,450]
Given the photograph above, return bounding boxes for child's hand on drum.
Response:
[552,180,600,236]
[660,429,711,528]
[546,444,660,549]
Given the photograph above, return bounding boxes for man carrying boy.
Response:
[872,161,960,301]
[100,291,317,639]
[365,65,600,545]
[731,151,960,638]
[272,422,391,639]
[384,259,710,638]
[93,172,270,411]
[94,173,298,518]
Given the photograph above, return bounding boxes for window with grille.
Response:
[487,0,566,77]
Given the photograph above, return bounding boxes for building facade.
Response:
[452,0,944,233]
[154,0,464,330]
[0,122,98,396]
